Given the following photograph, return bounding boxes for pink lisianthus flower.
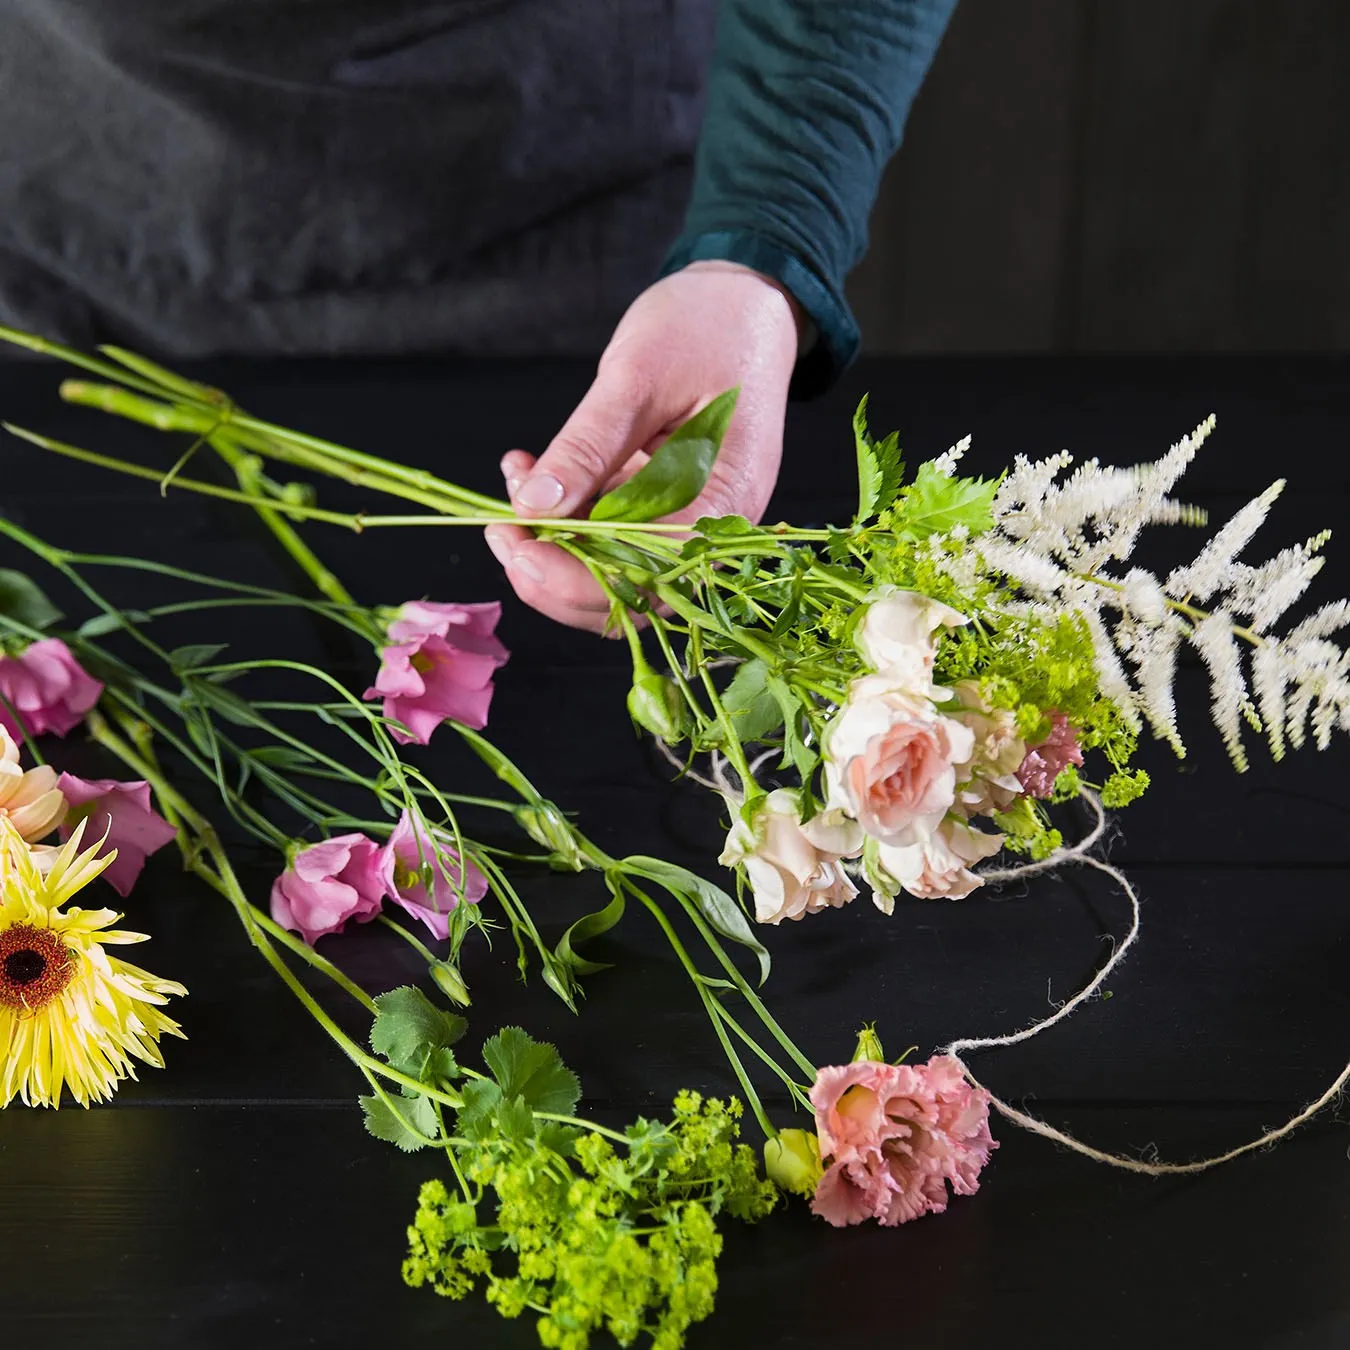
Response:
[0,638,103,739]
[365,601,508,745]
[270,832,392,945]
[382,810,487,940]
[56,773,178,898]
[809,1056,997,1227]
[1017,711,1084,798]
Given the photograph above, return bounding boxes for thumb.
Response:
[512,363,665,518]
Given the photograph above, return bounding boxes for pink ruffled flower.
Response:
[270,832,392,945]
[382,810,487,940]
[365,601,509,745]
[1017,712,1084,798]
[56,773,178,898]
[0,639,103,739]
[809,1056,997,1227]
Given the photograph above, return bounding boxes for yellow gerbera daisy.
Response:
[0,817,186,1108]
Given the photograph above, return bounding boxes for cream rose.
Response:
[719,788,863,925]
[824,673,976,848]
[856,588,967,684]
[949,680,1026,817]
[864,818,1004,909]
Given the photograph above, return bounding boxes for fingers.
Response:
[511,360,666,518]
[483,522,619,636]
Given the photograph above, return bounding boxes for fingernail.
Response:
[504,474,524,499]
[484,527,513,566]
[514,473,564,511]
[510,553,545,585]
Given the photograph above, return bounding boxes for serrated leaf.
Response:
[622,856,771,985]
[898,462,999,539]
[0,569,62,631]
[456,1078,504,1141]
[591,388,739,523]
[370,986,468,1067]
[852,396,904,525]
[360,1093,438,1152]
[714,658,783,745]
[481,1026,581,1116]
[170,642,229,671]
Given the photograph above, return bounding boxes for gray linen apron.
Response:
[0,1,717,355]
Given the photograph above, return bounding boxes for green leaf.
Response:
[897,462,999,539]
[455,1078,504,1141]
[766,674,816,781]
[170,642,228,671]
[480,1026,581,1116]
[852,396,904,525]
[622,856,771,985]
[715,658,783,745]
[370,986,468,1066]
[693,513,755,540]
[554,874,627,978]
[360,1093,438,1152]
[77,609,150,638]
[185,679,256,727]
[248,744,317,770]
[591,388,739,523]
[0,569,62,630]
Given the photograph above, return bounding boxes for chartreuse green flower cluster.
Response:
[359,987,776,1350]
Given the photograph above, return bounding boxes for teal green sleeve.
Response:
[661,0,958,396]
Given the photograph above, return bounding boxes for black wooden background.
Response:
[850,0,1350,354]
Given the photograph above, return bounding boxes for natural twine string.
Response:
[658,743,1348,1172]
[941,790,1350,1175]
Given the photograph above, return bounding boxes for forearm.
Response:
[662,0,958,395]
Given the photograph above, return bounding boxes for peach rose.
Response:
[856,588,967,685]
[864,817,1004,907]
[824,673,975,848]
[950,680,1026,817]
[719,788,863,925]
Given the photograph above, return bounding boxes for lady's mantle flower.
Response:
[56,773,177,898]
[719,788,862,924]
[824,673,975,848]
[809,1055,996,1227]
[1017,711,1084,798]
[270,832,391,946]
[365,601,508,745]
[0,819,186,1108]
[0,638,103,739]
[383,810,488,940]
[0,725,65,844]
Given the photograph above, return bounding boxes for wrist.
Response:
[679,259,815,356]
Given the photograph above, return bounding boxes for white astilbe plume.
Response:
[929,435,971,478]
[928,416,1350,767]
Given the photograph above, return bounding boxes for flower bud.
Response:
[852,1023,886,1064]
[626,664,687,744]
[764,1129,823,1197]
[513,801,585,872]
[429,960,471,1007]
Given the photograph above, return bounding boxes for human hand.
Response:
[483,260,803,633]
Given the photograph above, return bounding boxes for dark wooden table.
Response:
[3,354,1349,1350]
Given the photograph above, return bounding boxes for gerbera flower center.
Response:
[0,923,75,1011]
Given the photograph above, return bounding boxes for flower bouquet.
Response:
[1,326,1348,1347]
